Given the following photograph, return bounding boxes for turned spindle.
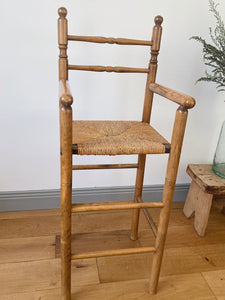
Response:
[58,7,68,81]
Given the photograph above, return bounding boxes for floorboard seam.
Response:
[200,272,217,299]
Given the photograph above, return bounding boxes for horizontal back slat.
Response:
[68,65,149,73]
[68,35,152,46]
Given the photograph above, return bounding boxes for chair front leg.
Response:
[149,106,188,294]
[60,106,73,300]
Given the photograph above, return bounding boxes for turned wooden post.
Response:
[130,16,163,241]
[58,7,72,300]
[58,7,68,81]
[149,106,188,294]
[142,15,163,124]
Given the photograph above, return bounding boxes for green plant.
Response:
[190,0,225,91]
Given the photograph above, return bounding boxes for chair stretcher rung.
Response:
[68,64,149,73]
[71,246,156,260]
[72,163,138,170]
[71,200,164,213]
[142,207,158,237]
[67,35,153,46]
[137,196,158,237]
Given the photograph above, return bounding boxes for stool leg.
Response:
[130,154,146,240]
[183,180,199,218]
[183,180,213,236]
[193,189,213,236]
[149,106,188,294]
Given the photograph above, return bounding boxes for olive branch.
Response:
[190,0,225,92]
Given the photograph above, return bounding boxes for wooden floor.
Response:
[0,202,225,299]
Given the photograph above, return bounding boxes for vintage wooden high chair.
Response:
[58,7,195,299]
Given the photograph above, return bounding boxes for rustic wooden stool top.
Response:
[183,164,225,236]
[187,164,225,195]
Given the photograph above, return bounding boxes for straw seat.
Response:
[72,120,170,155]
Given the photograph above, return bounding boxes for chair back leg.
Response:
[130,154,146,240]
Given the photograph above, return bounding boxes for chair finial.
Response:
[154,15,163,26]
[58,7,67,18]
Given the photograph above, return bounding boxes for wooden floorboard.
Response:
[96,243,225,283]
[202,269,225,300]
[0,236,56,263]
[0,202,224,299]
[0,258,99,296]
[1,274,216,300]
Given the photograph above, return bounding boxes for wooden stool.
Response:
[183,164,225,236]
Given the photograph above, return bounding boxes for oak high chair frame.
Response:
[58,7,195,299]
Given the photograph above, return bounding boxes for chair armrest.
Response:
[149,83,195,109]
[59,80,73,107]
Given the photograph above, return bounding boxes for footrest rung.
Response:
[71,246,156,260]
[72,163,138,170]
[71,200,164,213]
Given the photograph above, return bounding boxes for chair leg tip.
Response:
[148,283,157,295]
[130,233,138,241]
[149,288,156,295]
[149,291,156,295]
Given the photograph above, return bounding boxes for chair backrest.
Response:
[58,7,163,123]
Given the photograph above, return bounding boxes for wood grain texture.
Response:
[68,35,153,46]
[187,164,225,195]
[0,205,223,239]
[55,230,141,258]
[202,269,225,300]
[70,274,215,300]
[71,246,156,260]
[58,8,68,81]
[149,83,196,109]
[57,6,196,297]
[58,7,73,299]
[0,236,56,263]
[71,201,163,213]
[183,180,213,236]
[131,15,163,245]
[97,243,225,283]
[0,205,224,298]
[72,163,138,170]
[0,274,215,300]
[139,225,225,249]
[183,164,225,236]
[0,258,99,297]
[183,180,199,218]
[142,16,163,124]
[0,209,60,220]
[59,80,73,107]
[149,106,188,294]
[68,64,149,73]
[130,154,147,241]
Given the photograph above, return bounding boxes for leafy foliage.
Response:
[190,0,225,91]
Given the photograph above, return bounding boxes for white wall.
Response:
[0,0,224,191]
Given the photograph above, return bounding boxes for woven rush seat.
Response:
[72,120,170,155]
